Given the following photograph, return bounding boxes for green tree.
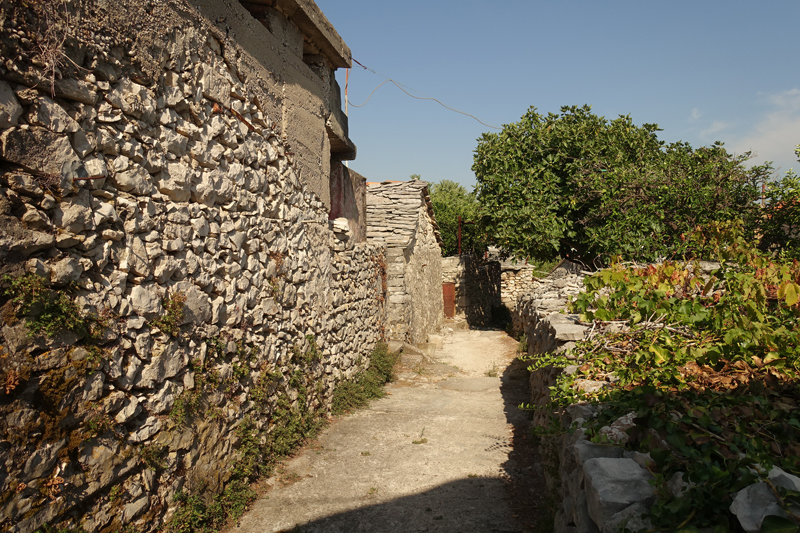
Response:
[429,180,487,257]
[761,144,800,258]
[472,105,769,264]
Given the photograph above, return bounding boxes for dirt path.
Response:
[232,323,547,533]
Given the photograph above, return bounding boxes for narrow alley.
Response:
[233,323,546,533]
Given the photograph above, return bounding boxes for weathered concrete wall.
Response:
[329,164,366,242]
[185,0,357,208]
[441,255,500,326]
[0,1,383,531]
[367,181,442,344]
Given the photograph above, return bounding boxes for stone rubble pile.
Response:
[0,5,385,532]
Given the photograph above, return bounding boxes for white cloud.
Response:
[733,89,800,173]
[690,107,701,121]
[700,120,730,138]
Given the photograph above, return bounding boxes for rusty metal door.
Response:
[442,282,455,318]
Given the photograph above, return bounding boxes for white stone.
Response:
[583,457,656,530]
[29,96,80,133]
[730,482,790,533]
[50,257,83,286]
[112,163,156,195]
[130,285,163,319]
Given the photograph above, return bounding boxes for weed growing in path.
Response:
[330,342,399,415]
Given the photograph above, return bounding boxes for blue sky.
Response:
[315,0,800,189]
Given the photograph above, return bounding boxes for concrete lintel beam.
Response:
[241,0,352,69]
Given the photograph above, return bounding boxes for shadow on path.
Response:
[260,328,552,533]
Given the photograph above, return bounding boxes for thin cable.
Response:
[348,58,501,130]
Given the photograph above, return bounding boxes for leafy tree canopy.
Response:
[472,105,772,265]
[761,144,800,258]
[429,180,487,257]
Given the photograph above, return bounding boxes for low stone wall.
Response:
[441,255,500,326]
[517,261,792,533]
[499,261,537,310]
[0,1,386,531]
[517,272,659,532]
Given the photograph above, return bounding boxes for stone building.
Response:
[366,180,443,343]
[0,1,386,531]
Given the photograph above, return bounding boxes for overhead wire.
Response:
[346,58,501,130]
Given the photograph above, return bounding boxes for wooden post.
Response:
[457,215,462,255]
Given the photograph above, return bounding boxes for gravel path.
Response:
[232,324,546,533]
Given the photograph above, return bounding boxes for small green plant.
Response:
[1,273,90,337]
[330,342,399,415]
[139,444,167,471]
[467,474,478,478]
[151,291,186,336]
[411,427,427,444]
[360,451,371,456]
[367,487,378,495]
[170,389,203,426]
[108,485,123,502]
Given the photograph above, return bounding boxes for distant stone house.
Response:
[367,181,443,343]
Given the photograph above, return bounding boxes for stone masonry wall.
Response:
[500,261,537,311]
[515,271,660,533]
[515,262,776,533]
[367,181,442,344]
[0,2,385,532]
[441,255,500,326]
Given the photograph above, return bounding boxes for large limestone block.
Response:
[28,96,80,133]
[550,321,588,342]
[130,285,163,319]
[111,163,157,195]
[0,126,79,176]
[730,482,797,533]
[583,458,655,530]
[54,189,95,233]
[0,80,22,128]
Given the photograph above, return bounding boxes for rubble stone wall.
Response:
[516,271,658,532]
[499,262,537,310]
[367,181,442,344]
[0,2,384,532]
[441,255,500,326]
[516,262,764,533]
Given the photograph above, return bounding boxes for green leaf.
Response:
[760,515,800,533]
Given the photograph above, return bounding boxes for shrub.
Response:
[331,342,400,415]
[529,221,800,531]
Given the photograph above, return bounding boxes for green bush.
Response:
[429,180,487,257]
[528,221,800,531]
[761,144,800,258]
[1,273,90,337]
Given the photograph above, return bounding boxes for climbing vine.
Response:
[527,221,800,531]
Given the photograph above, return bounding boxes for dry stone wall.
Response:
[516,271,660,532]
[441,255,500,326]
[499,261,537,311]
[516,262,785,532]
[0,2,385,532]
[367,181,442,344]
